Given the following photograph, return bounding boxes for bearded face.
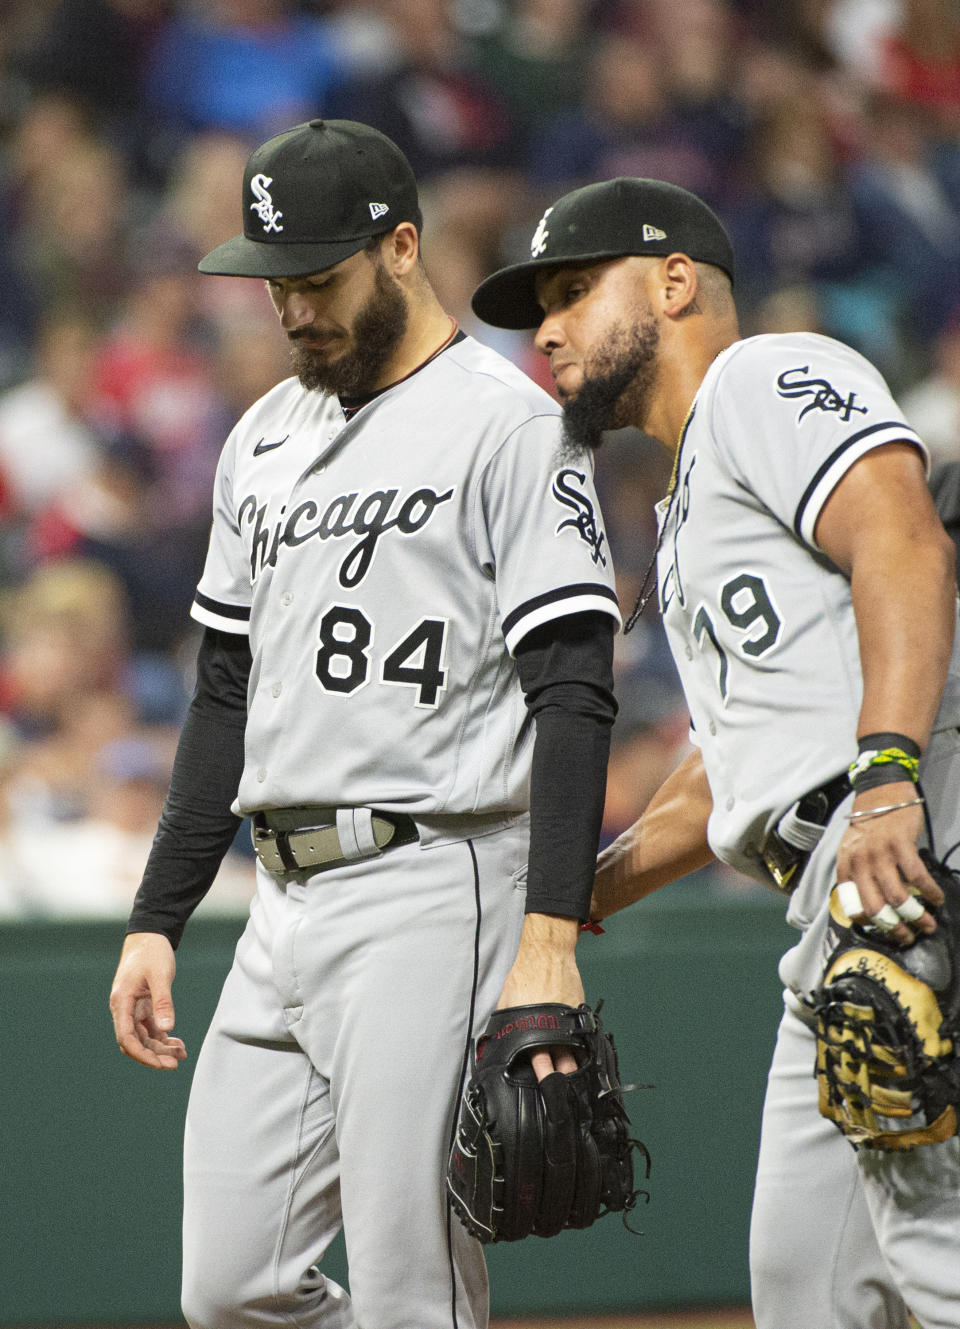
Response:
[288,259,409,397]
[558,313,661,458]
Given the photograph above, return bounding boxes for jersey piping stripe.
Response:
[194,590,251,621]
[792,421,922,540]
[501,582,620,639]
[191,591,252,634]
[444,839,482,1329]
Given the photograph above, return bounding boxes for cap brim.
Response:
[198,232,373,278]
[471,251,631,330]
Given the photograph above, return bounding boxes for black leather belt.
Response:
[252,807,419,874]
[761,771,851,893]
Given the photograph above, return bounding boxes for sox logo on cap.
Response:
[250,174,283,234]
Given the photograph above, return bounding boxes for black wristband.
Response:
[850,731,922,793]
[856,732,922,758]
[851,764,918,793]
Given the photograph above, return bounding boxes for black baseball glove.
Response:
[812,850,960,1150]
[446,1002,648,1243]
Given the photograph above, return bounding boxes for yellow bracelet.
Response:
[848,747,920,784]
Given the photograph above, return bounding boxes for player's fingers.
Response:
[134,1019,187,1060]
[530,1047,578,1081]
[530,1049,555,1082]
[109,986,140,1054]
[148,985,177,1033]
[869,907,916,946]
[881,850,941,936]
[116,1028,182,1070]
[837,878,924,945]
[902,854,946,911]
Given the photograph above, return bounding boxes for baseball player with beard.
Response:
[108,121,620,1329]
[472,177,960,1328]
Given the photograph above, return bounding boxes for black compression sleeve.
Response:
[126,627,251,948]
[515,612,617,921]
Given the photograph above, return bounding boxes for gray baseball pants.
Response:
[180,818,528,1329]
[752,727,960,1328]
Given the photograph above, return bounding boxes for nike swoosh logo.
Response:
[253,434,289,456]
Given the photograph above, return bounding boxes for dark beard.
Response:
[559,316,660,459]
[289,262,409,396]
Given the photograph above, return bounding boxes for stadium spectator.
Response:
[0,559,187,805]
[0,732,254,918]
[15,130,132,317]
[848,94,960,345]
[466,0,596,142]
[528,30,740,205]
[340,0,526,325]
[722,91,865,321]
[142,0,347,156]
[902,319,960,465]
[878,0,960,119]
[0,310,102,527]
[92,247,224,525]
[136,132,271,334]
[12,0,168,176]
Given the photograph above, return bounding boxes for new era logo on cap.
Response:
[643,224,667,242]
[369,202,390,220]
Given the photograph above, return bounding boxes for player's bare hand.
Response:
[109,932,187,1070]
[836,785,943,945]
[496,913,584,1080]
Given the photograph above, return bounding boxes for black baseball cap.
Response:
[198,119,422,279]
[471,177,735,329]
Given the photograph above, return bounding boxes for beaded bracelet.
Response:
[849,731,921,793]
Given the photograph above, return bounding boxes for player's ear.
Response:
[382,222,420,277]
[659,253,700,319]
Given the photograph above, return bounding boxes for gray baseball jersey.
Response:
[191,332,620,819]
[656,330,960,881]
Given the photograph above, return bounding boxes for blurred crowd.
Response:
[0,0,958,918]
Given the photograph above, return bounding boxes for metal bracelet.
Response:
[846,796,925,822]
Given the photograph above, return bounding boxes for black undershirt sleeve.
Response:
[126,627,251,948]
[514,611,617,921]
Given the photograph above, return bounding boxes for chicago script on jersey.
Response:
[238,485,455,587]
[775,366,869,423]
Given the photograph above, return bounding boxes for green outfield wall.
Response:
[0,879,793,1326]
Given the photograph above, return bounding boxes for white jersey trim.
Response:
[794,421,926,548]
[191,592,251,635]
[502,584,621,655]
